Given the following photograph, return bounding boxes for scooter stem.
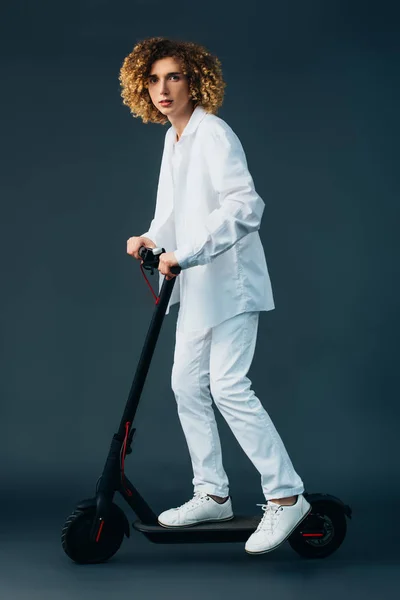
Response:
[89,247,181,543]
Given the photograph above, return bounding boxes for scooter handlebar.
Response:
[138,245,181,275]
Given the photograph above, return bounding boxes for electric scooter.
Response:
[61,245,352,564]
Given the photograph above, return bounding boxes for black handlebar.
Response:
[138,246,181,276]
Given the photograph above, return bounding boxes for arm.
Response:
[140,128,173,248]
[174,124,265,270]
[140,213,175,251]
[140,222,159,248]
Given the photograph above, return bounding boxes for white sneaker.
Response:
[245,494,312,554]
[158,491,234,528]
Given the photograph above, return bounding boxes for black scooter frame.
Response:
[76,247,352,546]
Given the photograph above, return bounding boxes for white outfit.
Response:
[171,310,305,501]
[141,105,304,501]
[141,104,275,333]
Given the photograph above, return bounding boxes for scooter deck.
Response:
[133,515,268,544]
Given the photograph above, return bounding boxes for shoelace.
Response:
[176,491,209,511]
[255,502,283,533]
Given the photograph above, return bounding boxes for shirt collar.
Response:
[170,104,208,140]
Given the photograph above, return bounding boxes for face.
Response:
[147,56,193,119]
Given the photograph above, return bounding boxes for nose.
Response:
[160,78,169,95]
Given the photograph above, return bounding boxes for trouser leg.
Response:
[210,311,305,501]
[171,321,229,497]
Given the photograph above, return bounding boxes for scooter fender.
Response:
[76,497,131,538]
[303,492,352,519]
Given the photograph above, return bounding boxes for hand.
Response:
[127,236,156,260]
[158,251,180,280]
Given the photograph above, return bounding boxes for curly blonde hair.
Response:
[119,37,226,124]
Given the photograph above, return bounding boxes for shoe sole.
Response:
[245,504,312,555]
[158,514,235,528]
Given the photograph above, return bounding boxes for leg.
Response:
[269,495,297,505]
[171,320,230,498]
[209,311,305,502]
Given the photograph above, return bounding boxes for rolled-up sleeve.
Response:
[174,125,265,270]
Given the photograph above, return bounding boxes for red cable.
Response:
[121,421,133,496]
[120,261,161,496]
[97,420,132,541]
[140,262,161,305]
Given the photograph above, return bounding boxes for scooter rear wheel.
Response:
[61,503,125,564]
[288,499,347,558]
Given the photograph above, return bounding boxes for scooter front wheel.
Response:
[288,499,347,559]
[61,503,126,564]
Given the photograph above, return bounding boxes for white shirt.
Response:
[141,105,275,332]
[171,137,186,272]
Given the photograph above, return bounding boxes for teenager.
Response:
[122,37,311,554]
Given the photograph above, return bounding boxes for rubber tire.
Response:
[61,503,126,564]
[288,500,347,559]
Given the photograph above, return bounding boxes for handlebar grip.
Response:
[138,245,181,275]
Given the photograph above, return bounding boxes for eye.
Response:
[148,74,180,85]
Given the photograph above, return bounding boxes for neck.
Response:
[169,103,195,141]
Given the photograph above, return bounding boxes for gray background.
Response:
[1,0,399,598]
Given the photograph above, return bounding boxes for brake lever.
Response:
[138,246,181,276]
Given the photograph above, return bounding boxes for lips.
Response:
[160,100,173,106]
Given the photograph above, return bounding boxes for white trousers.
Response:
[171,310,305,501]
